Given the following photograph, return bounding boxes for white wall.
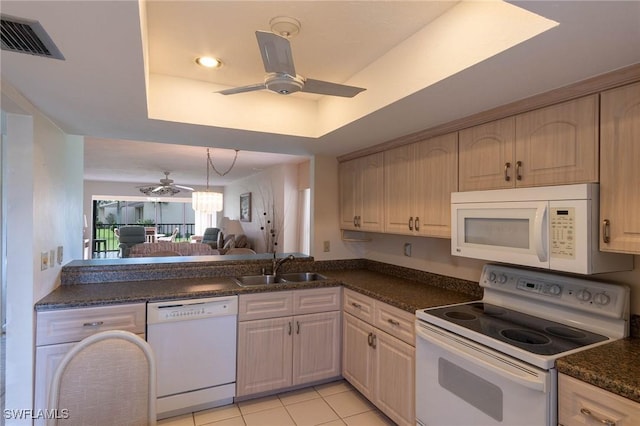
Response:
[224,163,300,253]
[2,83,83,423]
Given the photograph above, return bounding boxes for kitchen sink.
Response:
[233,272,328,286]
[233,275,285,286]
[277,272,328,282]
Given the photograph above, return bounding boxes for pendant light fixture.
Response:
[192,148,239,213]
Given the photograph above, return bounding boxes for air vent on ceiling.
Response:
[1,14,64,60]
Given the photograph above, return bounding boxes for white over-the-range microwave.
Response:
[451,183,633,274]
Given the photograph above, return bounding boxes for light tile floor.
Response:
[158,380,396,426]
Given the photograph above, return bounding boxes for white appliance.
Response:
[451,183,633,274]
[147,296,238,419]
[415,264,629,426]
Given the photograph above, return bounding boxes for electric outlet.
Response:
[404,243,412,257]
[57,246,64,264]
[323,240,330,252]
[41,252,49,270]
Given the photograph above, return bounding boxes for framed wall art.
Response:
[240,192,252,222]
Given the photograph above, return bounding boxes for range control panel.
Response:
[480,264,629,318]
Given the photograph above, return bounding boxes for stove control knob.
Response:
[593,293,611,306]
[498,274,508,284]
[576,289,592,302]
[488,272,497,282]
[548,284,562,296]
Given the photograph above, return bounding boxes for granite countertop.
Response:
[35,267,480,312]
[556,337,640,403]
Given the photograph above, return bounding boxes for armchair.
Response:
[117,226,146,258]
[201,227,220,249]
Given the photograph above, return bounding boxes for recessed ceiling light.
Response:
[196,56,222,69]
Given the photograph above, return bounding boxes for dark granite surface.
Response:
[557,337,640,403]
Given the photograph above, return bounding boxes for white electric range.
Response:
[415,264,630,426]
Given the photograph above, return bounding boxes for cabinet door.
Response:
[459,117,515,191]
[34,342,76,423]
[600,82,640,254]
[339,159,359,230]
[558,374,640,426]
[237,317,293,396]
[342,313,375,399]
[414,133,458,238]
[515,95,598,187]
[384,144,415,234]
[359,153,385,232]
[373,330,415,426]
[293,311,341,385]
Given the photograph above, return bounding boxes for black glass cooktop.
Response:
[422,302,608,355]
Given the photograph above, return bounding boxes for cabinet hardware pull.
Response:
[351,302,362,309]
[602,219,611,244]
[83,321,104,327]
[353,216,357,227]
[367,332,373,347]
[415,217,420,231]
[357,216,361,227]
[504,162,511,181]
[409,217,414,231]
[371,334,377,349]
[387,318,400,326]
[296,321,300,334]
[288,322,292,335]
[580,408,616,426]
[516,161,523,181]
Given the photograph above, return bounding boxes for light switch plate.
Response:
[404,243,412,257]
[40,252,49,270]
[49,250,55,267]
[57,246,63,264]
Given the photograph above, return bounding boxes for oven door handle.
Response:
[416,322,549,393]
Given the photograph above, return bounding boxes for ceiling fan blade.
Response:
[302,78,366,98]
[217,83,266,95]
[255,31,296,76]
[174,184,194,191]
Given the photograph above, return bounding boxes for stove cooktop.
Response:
[420,302,607,356]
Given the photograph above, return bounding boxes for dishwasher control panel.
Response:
[147,296,238,324]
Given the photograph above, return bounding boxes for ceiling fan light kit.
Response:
[137,171,194,196]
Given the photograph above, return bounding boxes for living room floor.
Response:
[158,380,395,426]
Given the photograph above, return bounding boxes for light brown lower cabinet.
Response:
[342,289,415,426]
[558,373,640,426]
[236,288,342,397]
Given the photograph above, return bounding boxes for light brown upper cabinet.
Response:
[459,95,599,191]
[600,82,640,254]
[384,133,458,238]
[339,153,385,232]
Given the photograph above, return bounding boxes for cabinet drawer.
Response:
[239,291,293,321]
[294,287,341,315]
[343,289,374,323]
[374,302,415,346]
[36,303,145,346]
[559,374,640,426]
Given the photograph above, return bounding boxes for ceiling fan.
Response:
[217,31,366,98]
[137,172,194,196]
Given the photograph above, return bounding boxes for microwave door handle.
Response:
[534,204,548,262]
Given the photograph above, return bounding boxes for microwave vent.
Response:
[1,14,64,60]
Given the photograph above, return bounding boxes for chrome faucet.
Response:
[272,253,295,276]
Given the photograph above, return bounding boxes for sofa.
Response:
[128,242,219,257]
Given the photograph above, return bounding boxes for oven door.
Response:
[416,321,556,426]
[451,201,549,269]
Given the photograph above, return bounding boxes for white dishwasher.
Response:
[147,296,238,419]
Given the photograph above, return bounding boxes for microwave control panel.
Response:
[550,207,575,259]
